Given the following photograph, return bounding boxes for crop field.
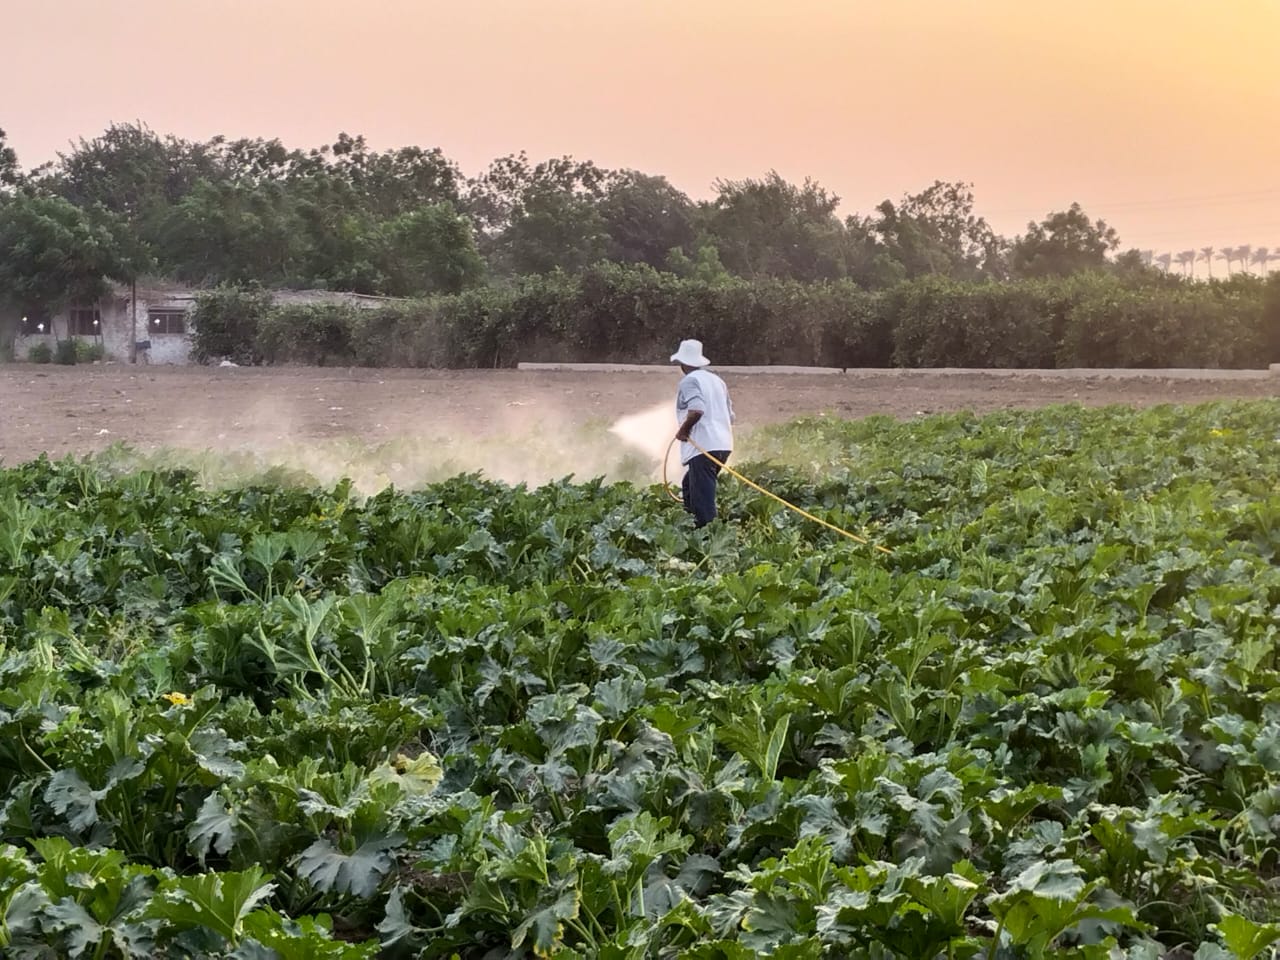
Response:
[2,399,1280,958]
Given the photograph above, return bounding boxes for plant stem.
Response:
[987,915,1006,960]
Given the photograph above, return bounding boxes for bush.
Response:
[349,303,424,367]
[1057,274,1262,368]
[356,300,466,368]
[28,342,52,364]
[445,285,522,367]
[191,285,274,365]
[258,303,358,365]
[54,340,78,365]
[200,268,1272,370]
[1261,274,1280,364]
[891,276,1055,367]
[806,281,892,369]
[74,339,105,363]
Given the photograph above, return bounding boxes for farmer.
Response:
[671,339,735,527]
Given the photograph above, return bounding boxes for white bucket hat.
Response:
[670,339,710,367]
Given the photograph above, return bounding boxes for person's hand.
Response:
[675,428,690,442]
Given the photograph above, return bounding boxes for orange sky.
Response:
[6,0,1279,268]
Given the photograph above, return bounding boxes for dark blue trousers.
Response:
[682,451,730,527]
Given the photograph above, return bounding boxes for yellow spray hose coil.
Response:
[663,437,892,555]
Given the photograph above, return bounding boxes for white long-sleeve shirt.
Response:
[676,368,735,464]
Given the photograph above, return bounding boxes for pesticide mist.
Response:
[608,402,680,482]
[93,399,684,496]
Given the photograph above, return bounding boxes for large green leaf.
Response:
[511,886,580,958]
[43,771,107,833]
[43,899,103,958]
[188,792,239,861]
[1213,914,1280,960]
[148,867,276,944]
[293,835,402,898]
[0,846,46,949]
[235,909,379,959]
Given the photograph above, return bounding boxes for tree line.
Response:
[1,122,1276,366]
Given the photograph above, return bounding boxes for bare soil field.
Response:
[2,364,1277,485]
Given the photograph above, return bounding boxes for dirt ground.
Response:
[2,364,1277,485]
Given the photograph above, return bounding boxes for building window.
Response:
[148,309,188,335]
[20,314,52,336]
[68,307,101,337]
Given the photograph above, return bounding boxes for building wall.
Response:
[99,297,132,359]
[13,292,195,364]
[11,285,400,365]
[12,309,94,360]
[135,295,195,364]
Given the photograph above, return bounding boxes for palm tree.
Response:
[1140,249,1155,267]
[1238,244,1254,275]
[1200,246,1215,279]
[1155,252,1173,272]
[1252,246,1271,275]
[1176,250,1196,275]
[1218,248,1235,275]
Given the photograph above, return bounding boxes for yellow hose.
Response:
[662,437,892,555]
[661,437,684,503]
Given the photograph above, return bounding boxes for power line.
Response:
[1126,221,1280,243]
[1078,188,1280,212]
[985,187,1280,219]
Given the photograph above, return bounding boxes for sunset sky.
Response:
[6,0,1278,267]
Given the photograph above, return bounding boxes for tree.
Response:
[501,186,608,275]
[1114,248,1156,276]
[466,152,609,274]
[0,192,134,345]
[1155,252,1173,273]
[1200,246,1215,279]
[1218,247,1235,276]
[0,129,19,189]
[1175,250,1196,276]
[158,180,308,284]
[466,152,608,236]
[1252,246,1271,275]
[380,203,485,295]
[353,144,462,217]
[298,134,463,217]
[39,122,219,234]
[288,174,383,292]
[598,171,695,268]
[1238,244,1254,275]
[871,180,1004,280]
[1009,203,1120,277]
[665,242,731,284]
[842,214,908,287]
[212,136,302,183]
[30,125,476,293]
[705,171,849,281]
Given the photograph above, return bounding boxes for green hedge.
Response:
[190,286,275,366]
[190,267,1277,369]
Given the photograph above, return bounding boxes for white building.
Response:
[12,282,394,365]
[14,281,195,364]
